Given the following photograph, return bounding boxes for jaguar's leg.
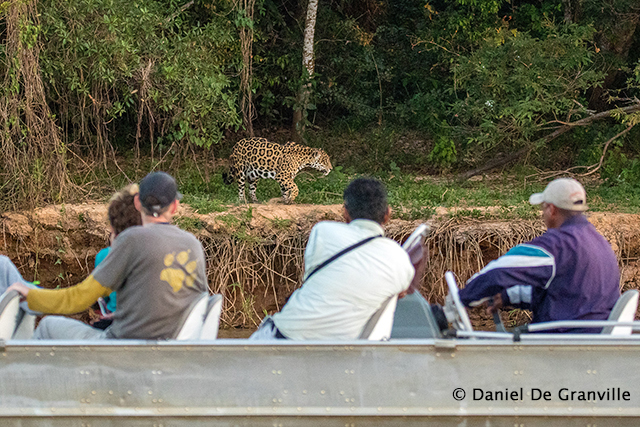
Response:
[288,182,299,203]
[237,173,246,203]
[276,174,298,204]
[248,176,259,203]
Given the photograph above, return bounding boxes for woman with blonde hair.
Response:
[92,184,142,327]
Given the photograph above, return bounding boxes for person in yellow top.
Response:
[8,172,209,340]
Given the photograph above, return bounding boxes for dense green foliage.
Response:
[39,0,240,151]
[249,0,640,173]
[450,23,604,162]
[1,0,640,207]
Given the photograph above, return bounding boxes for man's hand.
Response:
[7,282,31,300]
[485,292,503,315]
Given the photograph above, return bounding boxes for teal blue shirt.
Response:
[95,247,117,313]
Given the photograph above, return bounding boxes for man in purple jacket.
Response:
[459,178,620,332]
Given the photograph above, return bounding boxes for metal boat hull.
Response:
[1,338,639,426]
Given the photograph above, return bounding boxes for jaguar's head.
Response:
[312,149,333,176]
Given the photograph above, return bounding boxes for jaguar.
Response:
[223,137,332,204]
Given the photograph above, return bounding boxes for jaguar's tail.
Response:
[222,167,236,185]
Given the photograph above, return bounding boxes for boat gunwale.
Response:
[5,334,640,349]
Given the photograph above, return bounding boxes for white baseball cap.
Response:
[529,178,588,211]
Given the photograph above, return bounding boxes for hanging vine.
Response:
[0,0,71,209]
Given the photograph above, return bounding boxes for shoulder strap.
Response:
[304,235,382,282]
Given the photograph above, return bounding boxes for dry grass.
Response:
[202,218,547,329]
[202,231,306,327]
[421,218,546,303]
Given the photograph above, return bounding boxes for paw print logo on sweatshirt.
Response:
[160,250,199,292]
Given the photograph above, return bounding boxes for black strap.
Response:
[264,317,289,339]
[274,327,289,339]
[304,235,382,282]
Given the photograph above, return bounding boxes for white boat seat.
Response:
[200,294,223,340]
[359,295,398,340]
[174,292,209,340]
[0,290,21,341]
[12,310,36,340]
[602,289,639,335]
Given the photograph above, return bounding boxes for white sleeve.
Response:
[303,225,321,280]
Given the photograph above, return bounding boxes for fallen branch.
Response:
[456,147,531,183]
[551,103,640,128]
[578,124,635,177]
[456,102,640,182]
[524,124,636,182]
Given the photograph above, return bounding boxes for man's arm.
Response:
[8,275,112,314]
[459,243,555,309]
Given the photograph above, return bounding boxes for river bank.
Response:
[2,202,638,330]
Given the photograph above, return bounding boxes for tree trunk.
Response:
[238,0,256,137]
[561,0,573,23]
[292,0,318,139]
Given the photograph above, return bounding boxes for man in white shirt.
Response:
[251,178,415,340]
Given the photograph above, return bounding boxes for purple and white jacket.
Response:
[459,215,620,330]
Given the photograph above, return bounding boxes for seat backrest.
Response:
[12,311,36,340]
[359,295,398,340]
[0,290,21,341]
[401,224,429,251]
[200,294,223,340]
[174,293,209,340]
[602,289,639,335]
[391,292,442,339]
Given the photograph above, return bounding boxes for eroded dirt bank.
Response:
[2,203,639,329]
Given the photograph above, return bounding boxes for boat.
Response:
[1,225,639,426]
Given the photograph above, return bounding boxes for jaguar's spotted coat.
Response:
[224,137,332,204]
